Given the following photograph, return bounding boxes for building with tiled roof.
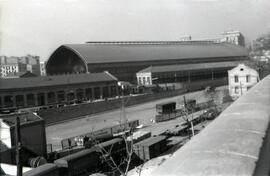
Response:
[46,41,249,82]
[0,72,118,110]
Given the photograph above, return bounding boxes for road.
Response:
[46,88,225,150]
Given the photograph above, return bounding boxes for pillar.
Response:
[44,92,48,105]
[55,91,58,104]
[12,95,16,108]
[108,85,111,98]
[34,93,38,106]
[100,86,103,99]
[91,87,94,100]
[23,94,27,107]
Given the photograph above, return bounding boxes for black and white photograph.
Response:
[0,0,270,175]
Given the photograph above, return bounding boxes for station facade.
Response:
[0,72,118,110]
[136,61,242,86]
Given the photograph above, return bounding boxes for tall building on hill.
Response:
[220,31,245,47]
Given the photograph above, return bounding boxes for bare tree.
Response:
[94,92,137,176]
[180,96,195,138]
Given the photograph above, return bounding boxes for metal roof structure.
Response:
[48,42,248,65]
[137,61,242,73]
[0,72,117,90]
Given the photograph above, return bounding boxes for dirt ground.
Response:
[46,86,229,150]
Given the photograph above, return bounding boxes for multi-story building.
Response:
[0,64,19,77]
[220,31,245,47]
[0,55,41,78]
[228,64,259,99]
[40,61,47,76]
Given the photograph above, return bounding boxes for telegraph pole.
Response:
[15,116,22,176]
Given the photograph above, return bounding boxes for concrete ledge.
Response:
[150,75,270,176]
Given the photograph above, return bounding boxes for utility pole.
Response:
[15,116,22,176]
[240,81,243,96]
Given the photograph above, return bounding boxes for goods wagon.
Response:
[134,135,167,161]
[156,102,176,114]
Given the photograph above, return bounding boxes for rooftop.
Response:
[0,111,42,126]
[0,72,117,90]
[138,61,241,73]
[135,135,167,147]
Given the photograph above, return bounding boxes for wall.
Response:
[38,78,227,125]
[38,89,186,125]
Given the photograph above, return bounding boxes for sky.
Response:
[0,0,270,61]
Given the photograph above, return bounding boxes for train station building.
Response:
[0,72,118,110]
[46,41,249,83]
[136,61,241,86]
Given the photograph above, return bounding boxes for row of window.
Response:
[234,75,251,83]
[138,76,151,85]
[0,85,118,108]
[234,86,252,94]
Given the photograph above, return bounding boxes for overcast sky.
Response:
[0,0,270,61]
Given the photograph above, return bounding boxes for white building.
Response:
[220,31,245,47]
[0,64,19,77]
[40,61,47,76]
[228,64,259,99]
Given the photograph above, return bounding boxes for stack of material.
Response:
[127,131,151,144]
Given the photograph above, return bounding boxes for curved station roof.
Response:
[46,41,248,75]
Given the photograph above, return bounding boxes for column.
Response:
[44,92,48,105]
[91,88,94,100]
[108,85,111,98]
[82,88,86,99]
[55,91,58,104]
[100,86,103,99]
[188,71,191,83]
[23,94,27,107]
[0,96,4,108]
[12,95,16,108]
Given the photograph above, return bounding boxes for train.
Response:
[24,137,126,176]
[155,100,211,123]
[60,120,139,150]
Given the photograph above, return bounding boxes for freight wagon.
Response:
[54,148,99,176]
[61,120,139,149]
[155,101,213,123]
[156,102,176,114]
[134,136,167,161]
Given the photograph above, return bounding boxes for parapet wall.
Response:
[150,75,270,176]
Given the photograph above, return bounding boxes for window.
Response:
[138,77,142,85]
[147,77,150,85]
[235,86,239,94]
[246,75,250,83]
[234,75,239,83]
[143,77,146,85]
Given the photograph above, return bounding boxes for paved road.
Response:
[46,88,225,150]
